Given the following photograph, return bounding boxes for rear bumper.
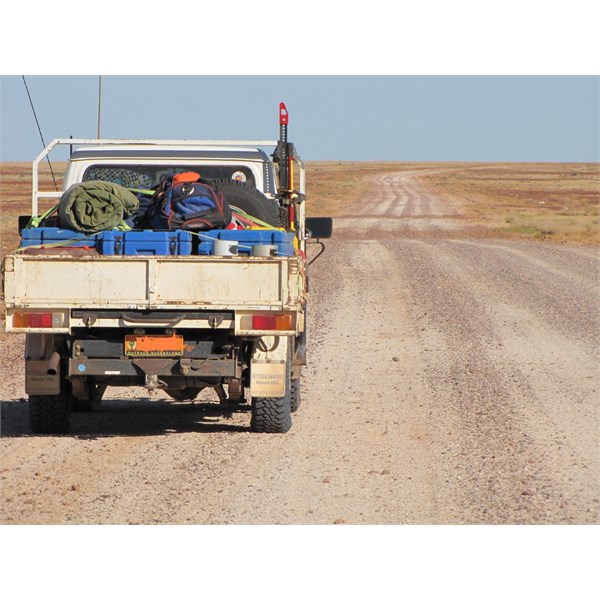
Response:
[5,307,303,336]
[69,356,239,379]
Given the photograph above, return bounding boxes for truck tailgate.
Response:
[3,254,301,310]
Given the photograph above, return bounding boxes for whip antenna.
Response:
[22,76,58,191]
[97,75,102,139]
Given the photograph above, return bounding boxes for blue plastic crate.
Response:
[197,229,295,256]
[99,230,192,256]
[20,227,99,249]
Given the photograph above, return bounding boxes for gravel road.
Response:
[1,170,598,524]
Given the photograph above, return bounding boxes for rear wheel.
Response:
[251,394,292,433]
[29,392,71,434]
[251,361,292,433]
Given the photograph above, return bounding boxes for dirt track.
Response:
[1,169,599,524]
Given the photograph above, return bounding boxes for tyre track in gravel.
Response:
[338,171,464,236]
[389,238,599,523]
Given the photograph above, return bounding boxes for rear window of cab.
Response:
[82,165,255,190]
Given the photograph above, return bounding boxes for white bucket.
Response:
[252,244,277,257]
[213,239,239,256]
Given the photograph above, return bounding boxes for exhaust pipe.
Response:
[47,351,61,376]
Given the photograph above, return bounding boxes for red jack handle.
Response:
[279,102,289,126]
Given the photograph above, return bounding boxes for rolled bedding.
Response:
[58,181,139,233]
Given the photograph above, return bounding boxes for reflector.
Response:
[252,314,277,330]
[13,312,29,328]
[29,313,53,327]
[29,313,52,327]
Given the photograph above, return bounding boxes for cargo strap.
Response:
[14,234,98,253]
[230,207,279,230]
[25,204,59,228]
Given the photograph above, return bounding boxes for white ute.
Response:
[2,104,332,434]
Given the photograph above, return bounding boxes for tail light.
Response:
[12,311,66,329]
[252,314,293,331]
[238,312,295,333]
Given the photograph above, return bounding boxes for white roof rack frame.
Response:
[32,138,279,215]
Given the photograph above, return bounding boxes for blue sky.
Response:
[1,75,598,162]
[1,3,599,164]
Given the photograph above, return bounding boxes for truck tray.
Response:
[3,253,299,314]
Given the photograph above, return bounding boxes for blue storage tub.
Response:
[99,230,192,256]
[20,228,192,256]
[20,227,99,249]
[198,229,295,256]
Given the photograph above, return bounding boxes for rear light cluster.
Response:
[12,311,66,329]
[240,313,294,332]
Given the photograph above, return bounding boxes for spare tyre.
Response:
[208,179,282,227]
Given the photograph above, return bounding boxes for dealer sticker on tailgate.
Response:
[124,334,184,357]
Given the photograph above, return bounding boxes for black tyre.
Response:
[251,394,292,433]
[29,393,71,434]
[72,397,94,412]
[251,360,292,433]
[208,179,282,226]
[290,377,301,413]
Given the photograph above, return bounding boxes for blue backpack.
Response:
[150,177,232,230]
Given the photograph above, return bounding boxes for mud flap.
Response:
[25,358,61,395]
[250,335,289,398]
[25,334,61,395]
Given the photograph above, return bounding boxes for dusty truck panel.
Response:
[3,255,301,315]
[4,255,150,308]
[154,258,290,306]
[2,104,332,434]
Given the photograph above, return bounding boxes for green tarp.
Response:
[58,181,139,233]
